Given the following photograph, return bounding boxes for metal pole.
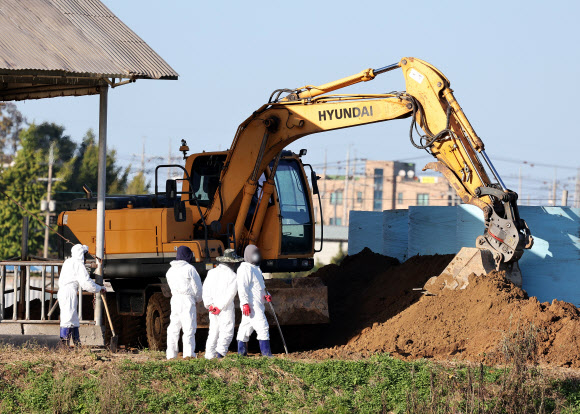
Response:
[78,284,83,322]
[562,190,569,207]
[21,216,29,261]
[48,266,55,319]
[94,85,108,327]
[25,266,30,320]
[12,267,18,321]
[480,150,507,191]
[343,147,350,226]
[0,265,5,320]
[266,299,289,355]
[41,266,46,320]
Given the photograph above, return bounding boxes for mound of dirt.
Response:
[292,249,580,368]
[342,270,580,367]
[287,248,454,350]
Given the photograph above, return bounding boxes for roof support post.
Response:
[94,85,108,327]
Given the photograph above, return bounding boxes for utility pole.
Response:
[323,149,327,195]
[562,190,569,207]
[551,168,557,206]
[342,147,350,226]
[141,138,146,174]
[43,143,55,258]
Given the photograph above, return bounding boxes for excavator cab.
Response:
[274,156,315,255]
[184,149,320,273]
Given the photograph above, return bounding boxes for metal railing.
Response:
[0,261,62,322]
[0,261,99,325]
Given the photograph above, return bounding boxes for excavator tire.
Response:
[146,292,170,351]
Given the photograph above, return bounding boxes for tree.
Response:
[126,171,150,195]
[0,124,130,259]
[0,103,25,159]
[0,126,49,258]
[58,129,129,196]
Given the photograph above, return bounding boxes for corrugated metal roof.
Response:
[0,0,178,80]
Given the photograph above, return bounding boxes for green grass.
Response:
[0,353,579,413]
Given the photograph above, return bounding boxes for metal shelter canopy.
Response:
[0,0,178,328]
[0,0,178,101]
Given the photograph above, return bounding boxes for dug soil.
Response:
[291,248,580,368]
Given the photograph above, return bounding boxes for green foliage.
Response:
[126,171,150,195]
[0,102,25,158]
[0,353,578,413]
[0,125,50,258]
[0,124,130,259]
[58,129,129,196]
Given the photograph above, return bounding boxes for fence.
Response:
[0,261,104,345]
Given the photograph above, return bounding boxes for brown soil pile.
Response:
[282,249,454,351]
[341,270,580,367]
[289,249,580,368]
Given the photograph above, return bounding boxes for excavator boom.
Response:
[206,57,533,268]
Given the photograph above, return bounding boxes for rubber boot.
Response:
[71,327,81,347]
[59,327,71,348]
[259,340,273,357]
[237,341,248,356]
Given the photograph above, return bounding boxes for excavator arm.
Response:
[204,57,533,267]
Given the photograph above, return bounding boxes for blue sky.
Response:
[15,0,580,203]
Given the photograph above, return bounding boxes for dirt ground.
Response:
[289,249,580,369]
[5,248,579,370]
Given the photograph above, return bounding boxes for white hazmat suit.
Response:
[165,260,203,359]
[58,244,102,328]
[202,264,238,359]
[236,261,270,342]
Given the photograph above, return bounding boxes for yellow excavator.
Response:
[58,57,533,348]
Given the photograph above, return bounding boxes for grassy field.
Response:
[0,345,579,413]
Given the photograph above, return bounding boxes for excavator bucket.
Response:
[263,277,329,325]
[196,276,329,328]
[423,247,523,293]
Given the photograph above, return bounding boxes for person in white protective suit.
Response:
[202,249,242,359]
[58,244,104,346]
[165,245,203,359]
[236,244,273,357]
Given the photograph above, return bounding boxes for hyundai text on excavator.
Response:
[58,57,533,348]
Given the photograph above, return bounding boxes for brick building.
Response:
[316,160,460,226]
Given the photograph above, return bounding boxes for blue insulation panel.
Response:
[349,206,580,305]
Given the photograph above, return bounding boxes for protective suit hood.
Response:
[244,245,259,264]
[71,244,88,261]
[170,260,190,268]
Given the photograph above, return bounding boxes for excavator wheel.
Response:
[146,292,170,351]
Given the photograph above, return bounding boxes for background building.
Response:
[316,160,460,227]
